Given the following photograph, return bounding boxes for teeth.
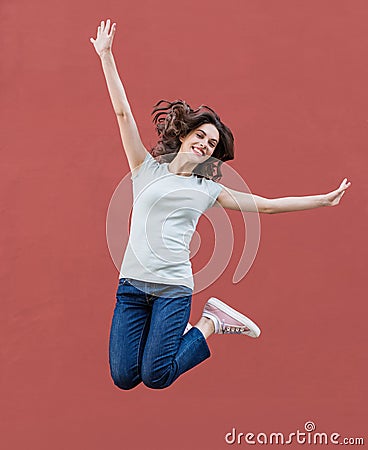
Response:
[192,146,204,156]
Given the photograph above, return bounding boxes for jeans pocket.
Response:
[116,278,129,296]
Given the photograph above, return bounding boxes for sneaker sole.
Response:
[207,297,261,338]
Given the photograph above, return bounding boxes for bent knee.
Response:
[141,368,173,390]
[110,371,140,391]
[113,379,137,390]
[142,378,172,390]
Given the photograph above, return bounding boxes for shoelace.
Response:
[222,324,251,334]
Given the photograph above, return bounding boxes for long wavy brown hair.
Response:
[150,99,234,181]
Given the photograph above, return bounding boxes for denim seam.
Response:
[136,314,150,378]
[147,296,192,387]
[183,331,211,357]
[179,296,192,335]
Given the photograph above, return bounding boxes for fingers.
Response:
[99,18,114,34]
[339,178,352,192]
[92,19,116,41]
[108,22,116,38]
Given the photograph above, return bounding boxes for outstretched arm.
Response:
[90,19,148,172]
[215,188,271,213]
[216,178,352,213]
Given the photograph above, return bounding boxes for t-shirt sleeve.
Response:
[131,152,161,180]
[205,179,224,209]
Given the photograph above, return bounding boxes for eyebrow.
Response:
[198,129,218,144]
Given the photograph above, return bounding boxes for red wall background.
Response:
[1,0,367,449]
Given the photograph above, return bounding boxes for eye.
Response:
[196,133,203,138]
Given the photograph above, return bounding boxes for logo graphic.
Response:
[304,421,316,432]
[224,421,365,446]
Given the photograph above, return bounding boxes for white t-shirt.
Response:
[119,152,224,289]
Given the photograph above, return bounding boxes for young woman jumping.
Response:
[90,19,351,390]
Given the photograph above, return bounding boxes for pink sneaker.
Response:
[202,297,261,338]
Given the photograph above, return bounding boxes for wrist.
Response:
[320,194,329,207]
[99,48,113,59]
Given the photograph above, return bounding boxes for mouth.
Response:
[191,146,205,156]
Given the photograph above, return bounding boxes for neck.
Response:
[168,153,196,177]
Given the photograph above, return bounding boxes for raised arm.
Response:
[90,19,148,171]
[216,178,351,213]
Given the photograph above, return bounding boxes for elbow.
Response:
[115,110,132,118]
[261,207,274,214]
[263,199,275,214]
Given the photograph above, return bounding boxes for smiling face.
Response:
[179,123,220,162]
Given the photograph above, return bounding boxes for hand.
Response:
[324,178,352,206]
[90,19,116,57]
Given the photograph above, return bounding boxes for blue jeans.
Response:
[109,278,211,390]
